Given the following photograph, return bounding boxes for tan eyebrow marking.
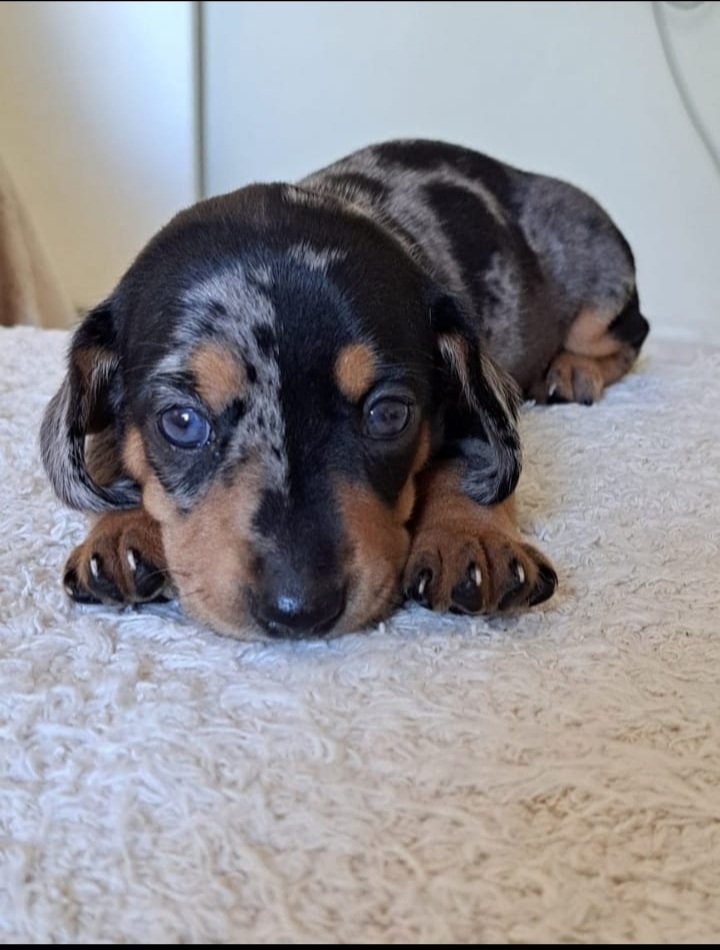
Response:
[189,344,247,411]
[333,343,376,402]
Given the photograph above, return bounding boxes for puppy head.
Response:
[41,184,520,639]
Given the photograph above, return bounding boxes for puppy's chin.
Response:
[172,581,401,643]
[164,528,407,642]
[171,549,406,641]
[173,592,267,643]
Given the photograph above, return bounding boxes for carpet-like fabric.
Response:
[1,325,719,943]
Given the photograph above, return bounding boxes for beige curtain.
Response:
[0,157,75,328]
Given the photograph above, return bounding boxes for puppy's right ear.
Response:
[40,298,140,512]
[431,292,522,505]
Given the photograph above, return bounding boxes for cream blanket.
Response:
[1,326,718,942]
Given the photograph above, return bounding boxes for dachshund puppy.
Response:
[40,139,649,640]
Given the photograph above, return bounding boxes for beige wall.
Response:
[0,1,197,311]
[204,0,720,344]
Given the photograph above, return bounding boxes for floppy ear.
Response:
[40,298,140,512]
[431,293,522,505]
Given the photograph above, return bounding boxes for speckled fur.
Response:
[302,139,645,390]
[39,139,649,640]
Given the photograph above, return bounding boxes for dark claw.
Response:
[407,567,433,608]
[450,561,484,614]
[85,554,124,603]
[128,548,168,601]
[571,368,597,406]
[498,558,528,611]
[529,563,558,607]
[63,566,101,604]
[547,390,570,405]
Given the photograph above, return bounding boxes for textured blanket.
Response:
[1,325,719,943]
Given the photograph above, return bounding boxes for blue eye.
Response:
[364,398,412,439]
[158,407,211,448]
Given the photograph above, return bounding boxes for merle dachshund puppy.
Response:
[41,139,649,639]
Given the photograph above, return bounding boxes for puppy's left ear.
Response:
[40,297,140,512]
[431,292,522,504]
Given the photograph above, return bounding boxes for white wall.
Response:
[204,0,720,344]
[0,1,197,310]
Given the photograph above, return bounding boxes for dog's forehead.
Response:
[153,243,404,388]
[145,251,374,494]
[137,244,433,511]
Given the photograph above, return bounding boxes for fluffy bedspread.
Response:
[1,325,718,943]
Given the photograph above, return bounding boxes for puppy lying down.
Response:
[41,139,649,640]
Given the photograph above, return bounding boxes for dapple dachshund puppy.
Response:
[40,139,649,640]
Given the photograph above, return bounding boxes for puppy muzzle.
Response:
[249,555,346,639]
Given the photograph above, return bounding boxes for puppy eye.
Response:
[364,397,411,440]
[158,407,211,449]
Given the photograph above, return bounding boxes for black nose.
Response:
[251,578,345,639]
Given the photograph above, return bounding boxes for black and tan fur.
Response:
[40,139,649,640]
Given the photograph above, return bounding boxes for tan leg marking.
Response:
[565,307,623,359]
[531,307,639,405]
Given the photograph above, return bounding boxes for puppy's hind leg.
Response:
[529,290,650,406]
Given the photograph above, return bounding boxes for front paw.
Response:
[404,527,557,615]
[63,510,171,606]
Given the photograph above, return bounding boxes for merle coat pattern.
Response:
[41,140,649,639]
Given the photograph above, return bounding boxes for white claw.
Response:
[126,549,137,572]
[517,563,526,584]
[417,575,428,598]
[473,565,483,587]
[89,556,100,579]
[547,382,557,398]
